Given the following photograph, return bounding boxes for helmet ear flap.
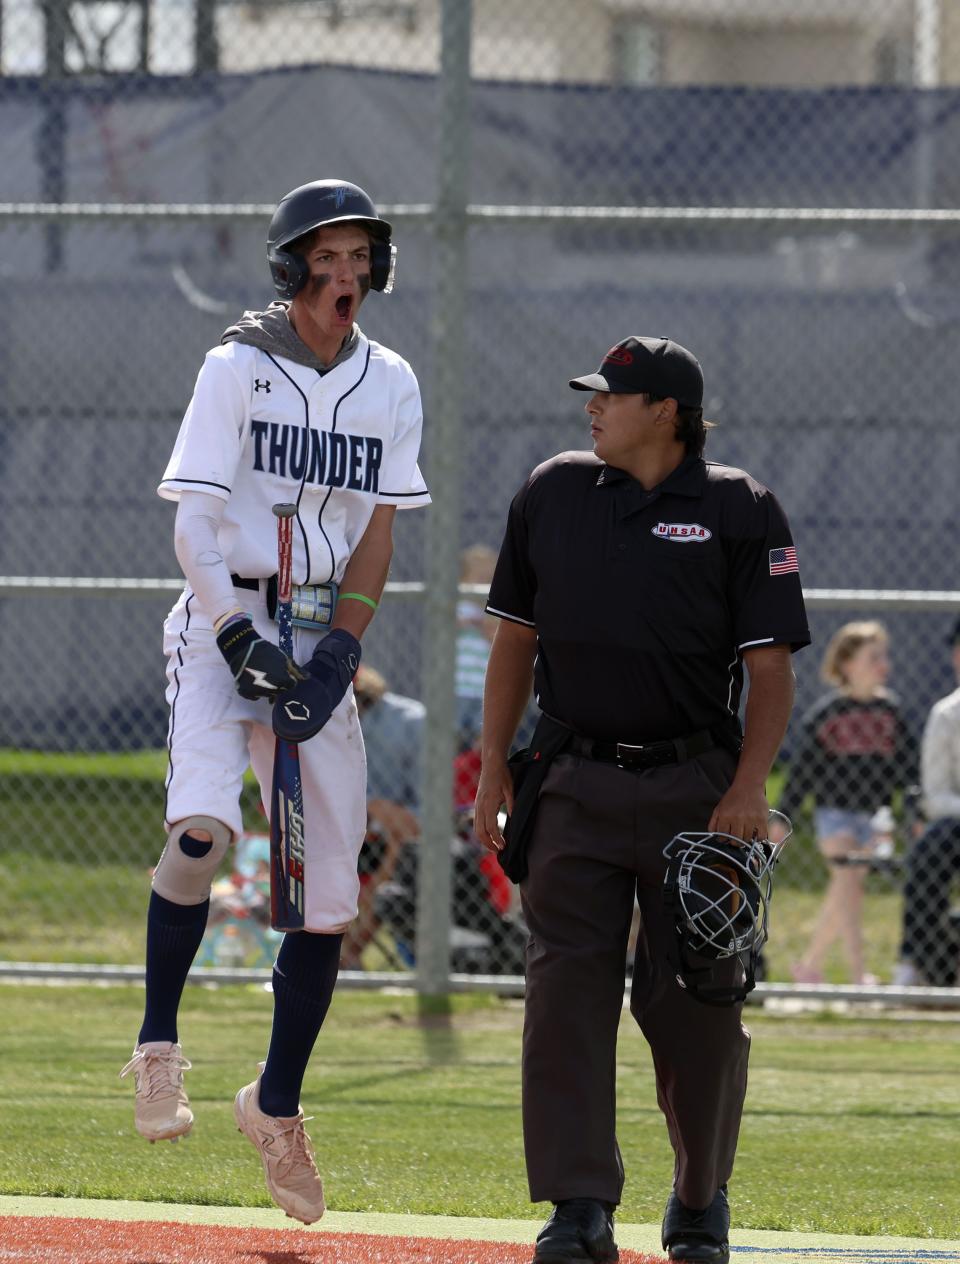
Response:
[268,247,310,301]
[370,239,397,293]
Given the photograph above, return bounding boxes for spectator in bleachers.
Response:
[456,544,498,752]
[452,734,516,943]
[459,542,539,752]
[351,654,524,971]
[776,621,917,984]
[893,617,960,987]
[355,663,424,826]
[342,664,424,969]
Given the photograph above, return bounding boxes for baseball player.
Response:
[120,179,429,1224]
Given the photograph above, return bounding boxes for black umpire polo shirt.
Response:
[487,451,810,745]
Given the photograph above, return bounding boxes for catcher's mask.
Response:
[267,179,396,301]
[662,821,789,1006]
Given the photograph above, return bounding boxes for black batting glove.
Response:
[272,629,361,742]
[215,613,305,701]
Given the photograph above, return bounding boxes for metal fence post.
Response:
[195,0,219,73]
[415,0,472,996]
[911,0,941,328]
[39,0,67,272]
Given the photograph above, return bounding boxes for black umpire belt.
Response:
[567,727,718,771]
[231,573,339,629]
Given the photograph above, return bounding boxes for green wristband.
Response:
[341,591,378,612]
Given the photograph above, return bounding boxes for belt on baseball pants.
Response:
[567,726,719,771]
[230,573,338,628]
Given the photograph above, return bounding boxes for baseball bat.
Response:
[270,502,306,931]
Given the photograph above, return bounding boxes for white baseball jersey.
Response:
[158,331,430,583]
[158,327,428,931]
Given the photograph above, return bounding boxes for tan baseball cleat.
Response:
[119,1041,194,1143]
[234,1064,325,1224]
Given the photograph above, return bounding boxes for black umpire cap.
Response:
[569,336,704,408]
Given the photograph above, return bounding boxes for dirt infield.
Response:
[0,1215,661,1263]
[3,1199,959,1264]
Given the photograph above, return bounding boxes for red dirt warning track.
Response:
[0,1216,662,1264]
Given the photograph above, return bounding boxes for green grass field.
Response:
[0,751,909,980]
[0,750,262,965]
[2,983,958,1238]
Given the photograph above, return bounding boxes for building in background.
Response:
[2,0,958,86]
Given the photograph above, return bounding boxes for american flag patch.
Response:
[769,547,799,576]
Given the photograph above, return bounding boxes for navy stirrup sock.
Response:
[138,890,210,1046]
[258,931,343,1118]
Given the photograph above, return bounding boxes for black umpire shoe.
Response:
[533,1198,618,1263]
[661,1185,730,1263]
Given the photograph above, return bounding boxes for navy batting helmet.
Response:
[267,179,396,301]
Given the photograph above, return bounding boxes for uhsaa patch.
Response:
[652,522,712,543]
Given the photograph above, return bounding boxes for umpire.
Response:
[474,336,809,1264]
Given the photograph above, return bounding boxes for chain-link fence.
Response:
[2,0,960,994]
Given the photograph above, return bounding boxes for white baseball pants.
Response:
[162,583,367,932]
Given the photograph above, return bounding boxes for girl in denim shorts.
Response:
[777,622,917,984]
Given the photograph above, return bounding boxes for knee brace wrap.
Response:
[152,815,232,905]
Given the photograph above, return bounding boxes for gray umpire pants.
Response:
[520,746,750,1212]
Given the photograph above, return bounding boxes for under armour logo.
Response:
[254,379,271,393]
[284,699,311,722]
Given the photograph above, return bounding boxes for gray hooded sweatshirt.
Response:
[221,300,359,373]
